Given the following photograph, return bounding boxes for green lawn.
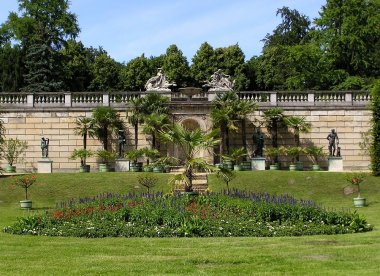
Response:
[0,171,379,275]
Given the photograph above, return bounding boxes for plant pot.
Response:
[79,165,90,173]
[353,197,366,207]
[153,166,164,173]
[143,166,153,172]
[130,163,141,172]
[240,161,251,171]
[6,165,16,173]
[295,161,303,171]
[164,165,171,173]
[270,164,279,170]
[312,164,320,171]
[98,163,109,172]
[20,200,32,209]
[222,160,233,170]
[289,164,297,171]
[234,165,242,171]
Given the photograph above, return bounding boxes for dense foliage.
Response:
[0,0,378,92]
[371,81,380,175]
[4,191,372,238]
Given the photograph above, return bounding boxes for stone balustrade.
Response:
[0,90,371,110]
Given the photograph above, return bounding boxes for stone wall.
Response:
[0,91,372,172]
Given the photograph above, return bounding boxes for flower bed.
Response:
[4,190,372,238]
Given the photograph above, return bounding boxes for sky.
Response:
[0,0,326,63]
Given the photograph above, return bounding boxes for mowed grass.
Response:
[0,171,379,275]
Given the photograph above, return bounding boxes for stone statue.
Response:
[327,129,339,156]
[252,129,264,157]
[118,129,126,158]
[144,68,176,91]
[203,69,234,91]
[41,137,49,158]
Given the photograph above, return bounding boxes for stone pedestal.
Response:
[251,157,266,171]
[328,157,343,172]
[38,158,52,173]
[115,159,130,172]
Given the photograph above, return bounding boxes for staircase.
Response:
[172,171,209,193]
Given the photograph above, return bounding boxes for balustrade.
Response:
[0,90,372,109]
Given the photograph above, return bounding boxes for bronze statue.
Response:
[118,129,126,158]
[41,137,49,158]
[252,129,264,157]
[327,129,339,156]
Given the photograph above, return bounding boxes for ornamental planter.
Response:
[153,166,164,173]
[233,165,242,171]
[312,164,320,171]
[289,164,297,171]
[6,165,16,173]
[98,164,109,172]
[79,165,90,173]
[20,200,32,209]
[143,166,153,172]
[222,160,233,170]
[270,164,279,170]
[353,197,366,207]
[240,161,252,171]
[295,161,304,171]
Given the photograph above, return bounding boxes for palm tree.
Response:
[284,116,311,147]
[236,99,256,156]
[159,124,220,192]
[127,97,145,149]
[262,108,285,148]
[74,117,94,150]
[211,91,240,157]
[91,106,124,150]
[142,113,171,150]
[127,93,170,149]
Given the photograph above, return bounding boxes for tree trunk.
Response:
[134,123,138,150]
[241,119,247,160]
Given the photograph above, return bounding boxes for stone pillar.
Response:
[115,159,130,172]
[328,157,343,172]
[102,92,109,106]
[269,92,277,105]
[27,93,34,107]
[64,93,72,107]
[208,92,216,101]
[38,158,53,173]
[345,92,353,104]
[251,157,266,171]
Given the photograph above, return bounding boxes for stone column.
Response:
[251,157,266,171]
[328,157,343,172]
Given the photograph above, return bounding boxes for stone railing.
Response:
[0,90,371,109]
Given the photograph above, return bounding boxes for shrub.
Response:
[4,191,373,238]
[371,81,380,176]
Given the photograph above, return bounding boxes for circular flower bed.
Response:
[4,190,373,238]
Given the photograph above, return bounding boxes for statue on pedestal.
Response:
[41,137,49,158]
[252,129,264,157]
[203,69,234,91]
[327,129,340,156]
[145,68,176,91]
[118,129,126,158]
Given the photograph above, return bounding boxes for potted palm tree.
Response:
[159,123,220,193]
[285,147,305,171]
[70,148,94,172]
[264,147,280,170]
[3,138,28,173]
[96,150,117,172]
[222,147,247,171]
[305,146,325,171]
[125,149,145,172]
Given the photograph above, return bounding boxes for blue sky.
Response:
[0,0,326,63]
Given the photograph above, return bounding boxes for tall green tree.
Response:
[0,44,24,91]
[119,54,151,91]
[163,44,190,88]
[88,53,121,91]
[190,42,217,87]
[314,0,380,77]
[0,0,80,92]
[371,81,380,176]
[262,6,311,48]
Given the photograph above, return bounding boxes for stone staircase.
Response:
[171,169,209,193]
